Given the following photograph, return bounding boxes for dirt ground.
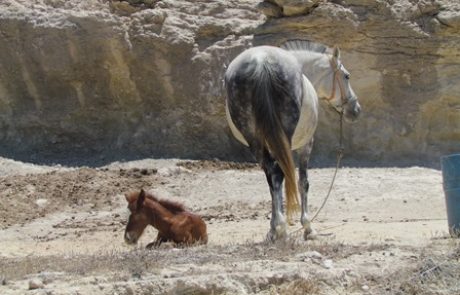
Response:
[0,157,459,294]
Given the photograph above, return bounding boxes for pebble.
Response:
[28,278,44,290]
[35,199,48,208]
[296,250,323,261]
[322,259,333,269]
[306,251,323,259]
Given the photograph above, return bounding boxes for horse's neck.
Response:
[144,199,174,229]
[290,51,330,97]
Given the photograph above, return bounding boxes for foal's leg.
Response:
[261,148,287,242]
[298,139,317,240]
[146,232,168,249]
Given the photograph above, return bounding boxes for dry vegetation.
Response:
[0,159,458,294]
[1,237,459,294]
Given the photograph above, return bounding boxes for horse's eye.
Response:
[345,73,350,80]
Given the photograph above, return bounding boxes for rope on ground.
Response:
[310,110,344,222]
[289,111,345,237]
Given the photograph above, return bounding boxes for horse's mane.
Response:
[280,39,330,54]
[145,192,186,214]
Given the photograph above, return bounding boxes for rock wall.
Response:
[0,0,458,166]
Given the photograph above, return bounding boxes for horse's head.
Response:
[320,47,361,122]
[124,189,149,245]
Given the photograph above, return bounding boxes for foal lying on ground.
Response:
[124,189,208,248]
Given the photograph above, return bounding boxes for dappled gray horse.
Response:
[224,40,361,241]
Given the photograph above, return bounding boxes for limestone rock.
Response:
[0,0,458,166]
[263,0,321,17]
[257,2,282,18]
[437,10,460,29]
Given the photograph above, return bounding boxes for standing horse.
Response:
[124,189,208,247]
[224,40,361,241]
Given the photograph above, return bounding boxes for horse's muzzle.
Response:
[344,99,361,122]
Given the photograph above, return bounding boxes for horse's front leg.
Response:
[261,149,287,242]
[298,139,317,240]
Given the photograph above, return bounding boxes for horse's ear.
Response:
[333,46,341,59]
[137,189,146,209]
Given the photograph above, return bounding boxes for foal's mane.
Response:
[145,192,186,214]
[280,39,330,54]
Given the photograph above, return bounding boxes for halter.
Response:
[325,57,349,107]
[309,58,347,223]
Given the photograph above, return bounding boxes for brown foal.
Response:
[124,189,208,248]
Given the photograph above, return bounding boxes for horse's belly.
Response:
[291,76,318,150]
[291,121,317,150]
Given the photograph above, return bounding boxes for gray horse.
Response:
[224,40,361,241]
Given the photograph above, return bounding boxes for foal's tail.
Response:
[252,63,300,222]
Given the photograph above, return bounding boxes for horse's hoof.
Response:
[266,232,285,243]
[303,228,318,240]
[266,225,287,242]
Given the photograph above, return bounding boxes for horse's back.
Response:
[225,46,300,85]
[225,46,304,146]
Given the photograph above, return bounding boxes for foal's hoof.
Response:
[303,228,318,241]
[146,242,159,249]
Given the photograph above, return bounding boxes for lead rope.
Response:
[310,110,344,222]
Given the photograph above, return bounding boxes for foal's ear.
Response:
[333,46,341,59]
[137,189,146,209]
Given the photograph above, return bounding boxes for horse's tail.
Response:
[252,62,300,222]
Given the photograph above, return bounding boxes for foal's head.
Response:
[124,189,150,245]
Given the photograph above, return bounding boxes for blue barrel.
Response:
[441,154,460,237]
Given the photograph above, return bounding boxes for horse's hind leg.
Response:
[298,139,317,240]
[260,148,287,241]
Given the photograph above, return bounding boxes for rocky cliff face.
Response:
[0,0,458,166]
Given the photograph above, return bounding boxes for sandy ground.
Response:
[0,157,458,294]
